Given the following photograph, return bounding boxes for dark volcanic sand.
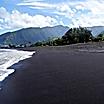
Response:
[0,46,104,104]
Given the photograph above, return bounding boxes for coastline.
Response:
[0,49,35,82]
[0,45,104,104]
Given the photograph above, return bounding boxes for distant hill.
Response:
[64,26,104,36]
[0,25,69,45]
[87,26,104,36]
[0,25,104,45]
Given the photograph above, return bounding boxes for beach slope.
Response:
[0,46,104,104]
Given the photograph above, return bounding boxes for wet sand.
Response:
[0,46,104,104]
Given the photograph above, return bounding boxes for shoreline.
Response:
[0,49,35,82]
[0,46,104,104]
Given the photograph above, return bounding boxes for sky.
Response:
[0,0,104,34]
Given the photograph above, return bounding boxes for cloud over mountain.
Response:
[0,0,104,34]
[17,0,104,27]
[0,7,58,33]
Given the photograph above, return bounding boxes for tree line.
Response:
[33,26,104,47]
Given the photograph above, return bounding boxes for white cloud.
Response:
[17,1,75,15]
[30,6,44,9]
[1,0,104,34]
[85,0,104,14]
[17,0,104,27]
[0,7,10,18]
[71,13,104,27]
[17,1,55,9]
[0,7,58,31]
[75,4,85,10]
[70,0,104,27]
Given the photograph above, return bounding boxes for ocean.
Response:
[0,49,34,82]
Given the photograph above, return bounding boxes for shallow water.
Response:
[0,49,34,82]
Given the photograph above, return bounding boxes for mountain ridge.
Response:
[0,25,104,45]
[0,25,69,45]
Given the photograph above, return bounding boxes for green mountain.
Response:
[87,26,104,36]
[0,25,104,45]
[0,25,69,45]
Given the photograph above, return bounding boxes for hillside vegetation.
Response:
[1,26,104,48]
[34,26,104,47]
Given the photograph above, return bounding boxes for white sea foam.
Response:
[0,49,35,82]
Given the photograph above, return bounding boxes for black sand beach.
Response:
[1,46,104,104]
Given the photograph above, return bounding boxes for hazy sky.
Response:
[0,0,104,34]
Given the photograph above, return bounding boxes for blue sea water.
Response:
[0,49,34,82]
